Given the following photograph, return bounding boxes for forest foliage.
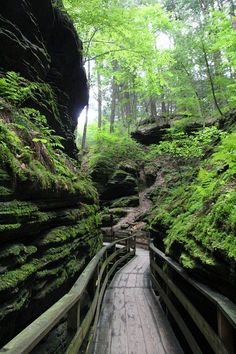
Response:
[61,0,236,275]
[64,0,236,144]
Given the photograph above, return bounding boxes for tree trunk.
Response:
[110,76,117,133]
[97,70,102,129]
[181,62,205,126]
[110,61,118,133]
[161,100,167,114]
[229,0,235,16]
[149,96,157,121]
[82,60,90,150]
[201,41,223,116]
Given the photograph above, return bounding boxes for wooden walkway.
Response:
[92,248,183,354]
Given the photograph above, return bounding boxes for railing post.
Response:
[91,264,99,294]
[67,301,80,333]
[105,250,109,275]
[125,238,128,253]
[162,261,172,316]
[128,237,131,252]
[217,309,234,353]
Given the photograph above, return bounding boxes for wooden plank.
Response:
[126,273,137,288]
[151,260,229,354]
[134,288,166,354]
[117,273,129,288]
[110,288,128,354]
[66,277,103,353]
[143,287,183,354]
[85,249,135,354]
[93,249,183,354]
[124,288,147,354]
[68,249,135,353]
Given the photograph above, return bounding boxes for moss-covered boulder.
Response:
[101,169,138,200]
[101,208,128,227]
[111,195,139,208]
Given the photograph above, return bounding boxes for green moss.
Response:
[36,267,63,280]
[0,223,21,233]
[66,257,86,278]
[0,187,12,196]
[0,244,37,261]
[111,195,139,208]
[0,168,11,183]
[180,253,196,269]
[0,263,37,292]
[117,162,137,175]
[112,169,130,180]
[0,201,39,218]
[148,128,236,271]
[0,289,30,320]
[101,207,127,227]
[0,97,98,201]
[34,270,68,299]
[36,212,102,248]
[0,73,102,323]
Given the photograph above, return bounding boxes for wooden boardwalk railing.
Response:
[150,241,236,354]
[0,235,136,354]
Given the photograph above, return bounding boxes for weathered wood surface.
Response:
[0,236,135,354]
[92,249,183,354]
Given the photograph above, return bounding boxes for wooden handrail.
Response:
[150,241,236,354]
[0,235,136,354]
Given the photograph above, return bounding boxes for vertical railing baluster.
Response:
[217,309,234,354]
[67,301,81,334]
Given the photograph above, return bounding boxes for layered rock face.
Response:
[0,0,88,157]
[0,0,102,347]
[139,119,236,302]
[91,160,139,227]
[131,117,214,145]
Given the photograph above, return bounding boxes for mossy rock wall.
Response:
[146,125,236,301]
[0,192,102,346]
[0,102,103,347]
[0,0,88,157]
[0,0,102,347]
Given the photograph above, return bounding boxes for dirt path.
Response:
[111,167,155,241]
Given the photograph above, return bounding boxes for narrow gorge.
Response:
[0,0,236,353]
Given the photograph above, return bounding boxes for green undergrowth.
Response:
[101,207,127,227]
[86,128,144,184]
[110,195,139,208]
[147,126,236,274]
[0,72,97,201]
